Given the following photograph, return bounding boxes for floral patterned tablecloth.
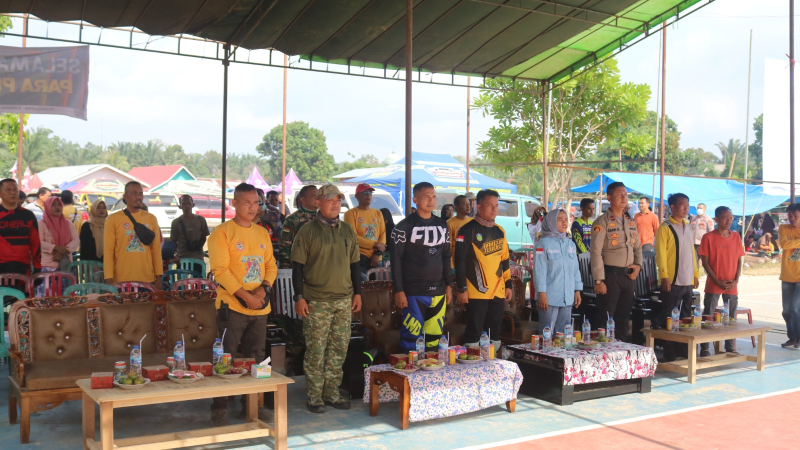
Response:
[507,342,657,386]
[363,360,523,423]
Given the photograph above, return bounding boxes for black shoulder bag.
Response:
[123,209,156,246]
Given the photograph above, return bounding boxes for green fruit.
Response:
[214,362,226,374]
[458,354,468,360]
[122,378,133,385]
[134,378,144,385]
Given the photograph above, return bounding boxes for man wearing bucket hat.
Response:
[344,183,386,278]
[292,185,362,413]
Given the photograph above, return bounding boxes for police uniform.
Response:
[589,209,643,341]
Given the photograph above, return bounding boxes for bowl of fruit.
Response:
[418,358,446,370]
[456,354,483,364]
[114,374,150,390]
[392,361,418,374]
[597,335,614,345]
[213,362,248,379]
[577,340,599,349]
[167,371,204,384]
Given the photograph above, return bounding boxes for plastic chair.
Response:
[162,269,199,290]
[173,278,218,291]
[715,306,756,348]
[27,272,77,298]
[0,273,30,297]
[114,281,157,293]
[0,287,25,360]
[170,258,206,278]
[67,260,104,284]
[512,248,536,268]
[64,283,119,296]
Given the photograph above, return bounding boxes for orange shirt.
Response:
[634,210,659,246]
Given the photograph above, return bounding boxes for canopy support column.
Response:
[16,15,27,185]
[466,76,470,192]
[404,0,413,213]
[792,0,796,202]
[743,29,753,243]
[282,54,287,215]
[221,44,230,222]
[541,82,550,207]
[659,24,667,218]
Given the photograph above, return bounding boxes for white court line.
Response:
[457,387,800,450]
[737,292,781,297]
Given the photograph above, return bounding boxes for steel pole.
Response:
[652,27,662,217]
[659,23,667,219]
[466,76,470,192]
[542,82,550,207]
[17,15,26,186]
[792,0,796,202]
[221,44,230,222]
[282,54,287,215]
[743,29,753,244]
[404,0,413,213]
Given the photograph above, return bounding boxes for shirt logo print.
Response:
[392,228,407,244]
[410,226,448,245]
[241,256,264,284]
[476,233,483,242]
[125,230,144,252]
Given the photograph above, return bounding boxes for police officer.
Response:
[590,182,642,341]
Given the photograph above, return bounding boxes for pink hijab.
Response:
[43,197,71,247]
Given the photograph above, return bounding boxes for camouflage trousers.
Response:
[303,298,352,404]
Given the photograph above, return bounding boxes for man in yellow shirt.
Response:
[343,183,386,278]
[103,182,163,288]
[60,190,84,235]
[779,203,800,349]
[447,194,472,267]
[208,182,277,425]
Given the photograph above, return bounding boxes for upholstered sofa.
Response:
[6,290,218,444]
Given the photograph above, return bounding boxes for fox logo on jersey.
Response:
[392,228,407,244]
[410,226,449,246]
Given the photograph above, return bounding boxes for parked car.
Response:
[435,190,541,249]
[192,195,234,228]
[110,193,195,239]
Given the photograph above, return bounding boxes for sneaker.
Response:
[324,398,351,410]
[699,350,711,357]
[237,405,273,421]
[306,401,326,414]
[211,409,229,427]
[781,339,797,348]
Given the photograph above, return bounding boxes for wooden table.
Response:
[643,322,770,383]
[76,373,294,450]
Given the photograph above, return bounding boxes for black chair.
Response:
[575,253,597,323]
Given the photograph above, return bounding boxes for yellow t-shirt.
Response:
[103,209,163,283]
[779,224,800,282]
[343,208,386,258]
[62,204,84,235]
[208,219,278,316]
[447,215,472,266]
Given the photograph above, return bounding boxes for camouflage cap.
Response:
[317,184,345,200]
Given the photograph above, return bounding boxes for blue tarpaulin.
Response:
[346,152,517,209]
[572,172,788,216]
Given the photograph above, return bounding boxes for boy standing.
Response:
[570,198,594,253]
[698,206,744,356]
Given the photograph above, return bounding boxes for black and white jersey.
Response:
[390,212,453,296]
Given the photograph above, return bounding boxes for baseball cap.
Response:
[465,192,476,199]
[317,185,345,200]
[356,183,375,195]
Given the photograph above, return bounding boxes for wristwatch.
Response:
[293,294,304,302]
[595,279,604,285]
[260,282,272,293]
[458,286,468,293]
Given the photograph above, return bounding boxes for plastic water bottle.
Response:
[130,345,142,376]
[721,301,730,326]
[438,335,448,363]
[582,319,591,343]
[174,341,186,373]
[606,317,615,342]
[416,335,425,356]
[479,331,490,359]
[212,338,224,364]
[542,325,553,349]
[564,322,574,349]
[671,306,680,332]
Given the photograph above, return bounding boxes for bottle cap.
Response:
[177,341,182,345]
[133,345,139,349]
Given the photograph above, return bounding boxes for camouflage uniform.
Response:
[278,206,316,268]
[303,298,352,404]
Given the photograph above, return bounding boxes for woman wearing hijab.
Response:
[533,209,583,335]
[38,197,80,295]
[80,199,107,262]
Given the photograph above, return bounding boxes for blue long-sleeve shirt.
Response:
[534,236,583,306]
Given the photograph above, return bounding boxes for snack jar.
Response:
[448,348,456,365]
[666,317,673,331]
[114,361,126,382]
[555,332,564,347]
[573,331,581,343]
[597,328,606,339]
[531,335,541,350]
[223,353,233,366]
[166,356,174,372]
[409,351,418,365]
[488,344,495,359]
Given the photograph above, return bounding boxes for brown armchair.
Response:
[501,276,539,345]
[357,281,401,359]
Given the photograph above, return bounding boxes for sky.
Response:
[0,0,796,173]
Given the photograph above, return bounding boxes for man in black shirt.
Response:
[0,178,41,277]
[391,182,453,352]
